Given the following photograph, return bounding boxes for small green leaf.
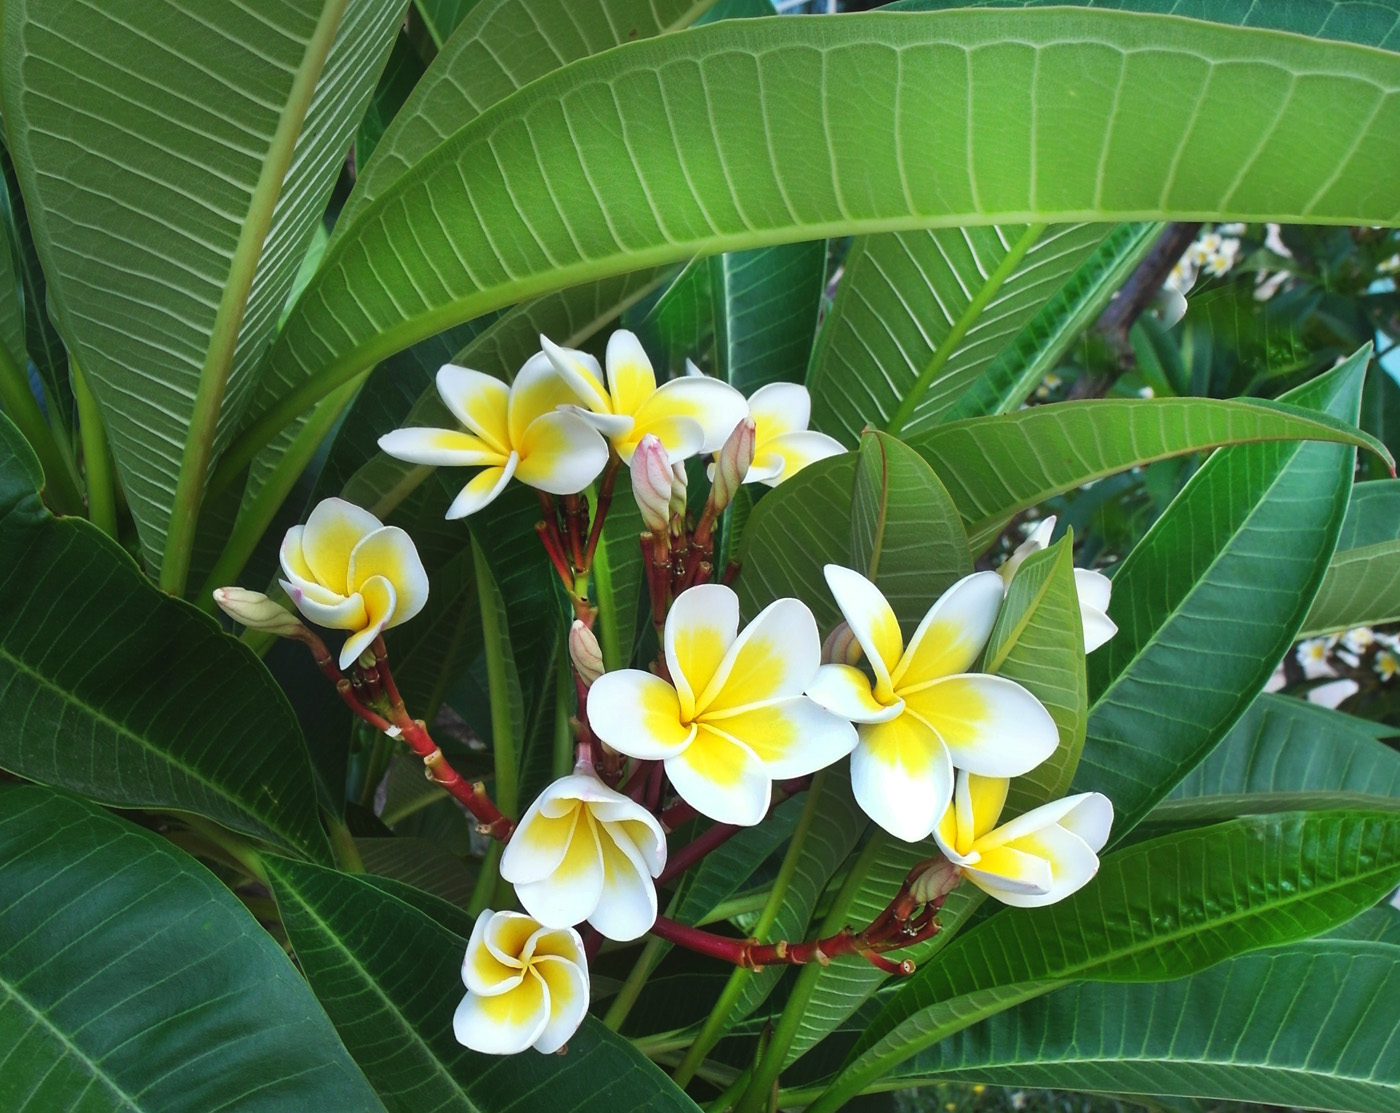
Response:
[712,240,827,393]
[1301,479,1400,636]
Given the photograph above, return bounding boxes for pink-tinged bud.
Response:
[821,621,864,666]
[631,434,672,535]
[909,856,961,906]
[568,620,605,687]
[668,462,688,532]
[712,418,756,512]
[212,587,308,638]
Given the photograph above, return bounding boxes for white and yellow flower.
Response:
[806,566,1058,843]
[731,382,845,486]
[378,355,608,518]
[999,517,1118,653]
[587,583,858,826]
[279,497,428,669]
[500,768,667,942]
[453,909,589,1055]
[542,329,747,464]
[934,770,1112,907]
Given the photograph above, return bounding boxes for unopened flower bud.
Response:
[908,856,961,906]
[212,587,308,638]
[711,417,756,512]
[630,434,672,535]
[821,621,864,666]
[568,620,605,687]
[668,462,688,529]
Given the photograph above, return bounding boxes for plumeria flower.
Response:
[1296,636,1337,679]
[998,516,1118,653]
[716,383,844,487]
[453,910,588,1055]
[1307,678,1359,708]
[378,355,608,518]
[1376,648,1399,682]
[806,566,1058,843]
[279,498,428,669]
[1341,626,1376,655]
[542,329,747,464]
[500,767,667,942]
[933,770,1112,907]
[587,583,857,826]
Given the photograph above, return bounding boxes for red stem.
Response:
[581,456,621,571]
[535,521,575,586]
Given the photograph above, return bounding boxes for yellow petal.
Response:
[508,352,594,446]
[300,498,381,596]
[758,431,846,486]
[665,583,739,721]
[665,726,770,826]
[347,526,428,627]
[605,329,658,418]
[513,412,609,495]
[850,712,951,843]
[747,382,811,442]
[376,427,505,467]
[436,366,511,455]
[587,670,697,759]
[529,955,589,1054]
[700,696,856,780]
[892,571,1004,691]
[446,458,518,518]
[805,662,901,724]
[698,598,819,715]
[823,565,902,700]
[901,675,1057,778]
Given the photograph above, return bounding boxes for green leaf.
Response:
[712,240,827,393]
[356,30,429,170]
[357,836,479,909]
[0,785,382,1113]
[1360,365,1400,480]
[1302,478,1400,636]
[909,396,1392,551]
[0,411,331,862]
[628,258,716,377]
[1075,352,1369,839]
[817,810,1400,1112]
[236,9,1400,471]
[877,939,1400,1112]
[944,221,1162,420]
[265,855,704,1113]
[809,223,1108,442]
[1159,693,1400,818]
[2,0,405,571]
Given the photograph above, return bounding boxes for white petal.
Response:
[1026,517,1056,549]
[636,376,749,454]
[892,571,1005,690]
[588,826,659,941]
[588,808,667,877]
[1058,792,1114,853]
[512,812,605,930]
[664,582,740,720]
[565,404,635,440]
[1081,605,1119,654]
[850,715,953,843]
[445,456,518,519]
[280,579,363,632]
[704,696,858,780]
[982,825,1100,908]
[337,577,397,669]
[348,526,429,627]
[376,426,505,468]
[1075,569,1117,652]
[747,381,812,439]
[901,674,1058,778]
[805,663,902,724]
[604,329,659,417]
[539,335,611,413]
[483,909,545,967]
[699,597,820,715]
[756,430,846,486]
[461,910,525,996]
[453,971,549,1055]
[823,565,902,697]
[514,411,609,495]
[665,727,771,826]
[529,956,590,1054]
[500,789,579,886]
[586,670,696,760]
[301,497,381,596]
[960,850,1055,901]
[508,351,595,444]
[436,366,511,454]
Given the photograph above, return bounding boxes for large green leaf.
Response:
[808,223,1109,443]
[944,221,1162,420]
[265,855,704,1113]
[1301,478,1400,635]
[876,939,1400,1112]
[712,240,827,393]
[1159,693,1400,816]
[814,810,1400,1112]
[1073,353,1368,838]
[2,0,406,573]
[909,396,1391,551]
[229,9,1400,476]
[0,786,382,1113]
[0,411,330,862]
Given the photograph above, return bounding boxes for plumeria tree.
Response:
[1,2,1400,1112]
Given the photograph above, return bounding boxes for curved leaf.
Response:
[1074,352,1368,838]
[231,9,1400,471]
[0,786,381,1113]
[2,0,405,570]
[909,395,1391,551]
[0,412,330,862]
[878,940,1400,1113]
[265,855,704,1113]
[1302,478,1400,636]
[809,223,1109,442]
[713,241,828,393]
[816,810,1400,1112]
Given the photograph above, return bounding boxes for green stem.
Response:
[884,222,1048,437]
[160,0,351,594]
[672,771,829,1087]
[554,634,575,779]
[706,1067,753,1113]
[468,840,503,917]
[603,934,668,1031]
[733,831,889,1113]
[72,356,117,538]
[196,377,362,612]
[473,537,518,819]
[181,814,267,882]
[324,809,365,873]
[0,338,81,513]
